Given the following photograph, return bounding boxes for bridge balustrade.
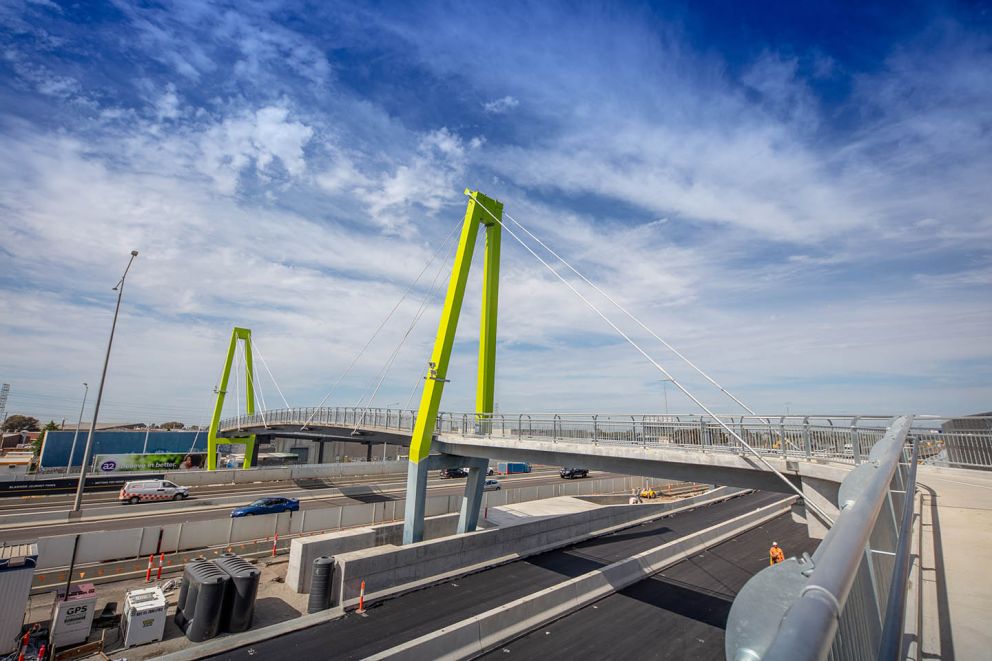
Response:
[216,408,992,470]
[725,416,919,661]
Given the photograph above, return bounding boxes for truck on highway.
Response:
[495,461,531,475]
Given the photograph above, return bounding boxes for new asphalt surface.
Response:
[480,507,819,660]
[205,490,791,660]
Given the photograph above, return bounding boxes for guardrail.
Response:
[219,408,992,469]
[725,415,918,660]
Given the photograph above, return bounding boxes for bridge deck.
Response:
[916,466,992,660]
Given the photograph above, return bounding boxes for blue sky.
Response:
[0,0,990,424]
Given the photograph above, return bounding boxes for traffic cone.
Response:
[357,579,366,615]
[145,554,154,582]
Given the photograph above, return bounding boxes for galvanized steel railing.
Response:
[218,407,992,469]
[725,416,918,661]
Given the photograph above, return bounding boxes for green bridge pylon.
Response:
[403,189,504,544]
[206,326,256,470]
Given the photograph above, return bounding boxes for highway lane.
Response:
[0,466,568,514]
[0,468,591,540]
[205,490,789,661]
[480,509,819,660]
[0,472,414,514]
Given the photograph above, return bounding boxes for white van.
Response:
[119,480,189,504]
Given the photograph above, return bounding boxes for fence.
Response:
[725,415,918,660]
[219,408,992,469]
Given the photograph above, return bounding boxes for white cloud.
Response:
[196,105,314,193]
[483,96,519,114]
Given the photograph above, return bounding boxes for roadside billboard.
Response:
[93,452,206,473]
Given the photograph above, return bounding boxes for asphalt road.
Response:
[0,468,584,540]
[480,508,819,660]
[205,490,790,660]
[0,472,407,514]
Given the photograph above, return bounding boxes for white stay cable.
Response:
[500,209,799,451]
[234,344,242,431]
[301,215,465,429]
[352,243,458,431]
[250,337,291,410]
[240,341,269,428]
[472,201,832,525]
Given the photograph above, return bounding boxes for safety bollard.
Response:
[272,532,279,557]
[357,579,366,614]
[144,554,154,582]
[156,552,164,580]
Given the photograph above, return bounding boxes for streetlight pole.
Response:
[72,250,139,512]
[65,383,89,475]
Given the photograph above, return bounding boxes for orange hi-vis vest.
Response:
[769,545,785,565]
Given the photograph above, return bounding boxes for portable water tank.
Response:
[213,556,260,633]
[120,586,167,648]
[174,560,230,642]
[52,582,97,648]
[307,556,334,613]
[0,544,38,655]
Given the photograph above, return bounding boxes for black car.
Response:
[560,467,589,479]
[440,468,468,478]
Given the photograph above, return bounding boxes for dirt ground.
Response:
[25,555,308,660]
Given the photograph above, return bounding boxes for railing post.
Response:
[780,416,788,457]
[518,414,523,441]
[851,416,862,464]
[593,415,598,445]
[554,414,560,442]
[803,417,812,458]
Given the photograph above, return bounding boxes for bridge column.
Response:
[403,459,431,544]
[458,458,490,534]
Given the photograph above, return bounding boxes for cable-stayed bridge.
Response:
[203,190,990,659]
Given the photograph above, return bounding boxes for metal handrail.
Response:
[878,437,920,660]
[761,415,914,661]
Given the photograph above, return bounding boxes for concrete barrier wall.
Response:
[286,512,467,593]
[332,487,746,607]
[367,498,792,661]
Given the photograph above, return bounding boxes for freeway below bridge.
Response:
[203,491,796,661]
[0,467,580,541]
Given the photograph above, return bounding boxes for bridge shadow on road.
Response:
[621,574,734,629]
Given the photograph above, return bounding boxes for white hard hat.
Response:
[772,541,778,546]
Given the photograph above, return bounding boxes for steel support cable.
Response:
[352,241,460,432]
[240,341,269,428]
[301,215,465,429]
[250,336,291,410]
[499,208,798,450]
[234,343,242,431]
[472,201,834,525]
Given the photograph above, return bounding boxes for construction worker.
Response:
[769,541,785,565]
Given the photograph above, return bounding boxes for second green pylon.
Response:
[403,189,503,544]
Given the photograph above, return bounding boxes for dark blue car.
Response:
[231,496,300,517]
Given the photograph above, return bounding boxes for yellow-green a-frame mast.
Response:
[403,189,503,543]
[206,327,257,470]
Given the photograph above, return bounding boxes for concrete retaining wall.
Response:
[286,512,468,593]
[332,487,747,607]
[367,498,793,661]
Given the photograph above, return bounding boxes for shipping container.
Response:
[495,461,531,474]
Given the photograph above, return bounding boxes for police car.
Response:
[119,480,189,504]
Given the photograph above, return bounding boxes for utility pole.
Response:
[72,251,139,512]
